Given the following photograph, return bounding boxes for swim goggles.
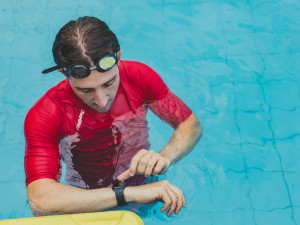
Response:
[42,52,118,79]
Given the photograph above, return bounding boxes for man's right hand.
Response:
[124,180,185,217]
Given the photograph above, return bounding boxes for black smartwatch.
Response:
[113,182,127,206]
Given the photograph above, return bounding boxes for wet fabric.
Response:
[24,60,192,189]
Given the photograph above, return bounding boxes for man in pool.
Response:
[24,16,202,217]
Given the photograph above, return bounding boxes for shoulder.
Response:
[24,81,68,136]
[27,80,68,117]
[120,60,159,80]
[119,60,166,88]
[119,60,168,102]
[120,60,152,69]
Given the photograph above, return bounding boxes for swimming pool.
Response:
[1,0,300,224]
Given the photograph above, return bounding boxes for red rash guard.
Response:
[24,60,192,189]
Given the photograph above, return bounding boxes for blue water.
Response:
[1,0,300,224]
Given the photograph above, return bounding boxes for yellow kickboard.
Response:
[0,211,144,225]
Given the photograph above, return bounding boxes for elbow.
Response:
[27,180,62,216]
[197,118,203,139]
[28,198,58,217]
[192,114,203,141]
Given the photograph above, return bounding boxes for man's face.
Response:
[68,64,120,113]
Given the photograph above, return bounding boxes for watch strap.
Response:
[113,185,126,206]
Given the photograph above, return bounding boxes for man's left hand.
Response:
[117,149,170,181]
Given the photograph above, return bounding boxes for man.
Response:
[24,16,202,217]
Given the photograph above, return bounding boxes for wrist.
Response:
[159,152,172,167]
[123,186,136,203]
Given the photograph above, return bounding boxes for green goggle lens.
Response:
[99,56,116,70]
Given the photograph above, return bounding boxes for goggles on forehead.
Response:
[42,52,118,79]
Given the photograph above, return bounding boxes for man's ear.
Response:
[58,68,68,79]
[117,50,122,63]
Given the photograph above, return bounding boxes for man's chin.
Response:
[92,103,112,113]
[94,108,109,113]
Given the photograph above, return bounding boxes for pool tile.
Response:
[248,171,291,210]
[190,30,227,61]
[270,108,300,139]
[225,32,257,55]
[254,208,295,225]
[285,173,300,206]
[275,136,300,172]
[195,60,233,85]
[265,52,300,80]
[180,166,214,212]
[242,142,282,171]
[2,116,25,145]
[0,144,26,181]
[233,71,260,83]
[167,83,210,113]
[9,59,40,81]
[0,113,7,142]
[0,181,27,220]
[203,111,241,145]
[254,32,286,54]
[208,82,236,111]
[0,58,11,85]
[294,208,300,225]
[263,79,300,110]
[236,82,265,111]
[236,111,272,145]
[227,54,265,74]
[209,172,252,212]
[221,2,252,32]
[251,2,288,32]
[169,209,255,225]
[11,29,50,62]
[287,30,300,52]
[0,8,14,27]
[13,4,48,30]
[262,53,299,78]
[211,209,255,225]
[201,144,245,172]
[0,26,15,59]
[191,2,223,31]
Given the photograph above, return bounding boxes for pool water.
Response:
[1,0,300,224]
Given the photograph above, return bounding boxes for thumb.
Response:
[117,169,131,181]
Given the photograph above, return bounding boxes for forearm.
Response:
[27,178,184,217]
[27,178,120,215]
[159,113,202,165]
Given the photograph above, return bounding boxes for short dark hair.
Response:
[52,16,120,67]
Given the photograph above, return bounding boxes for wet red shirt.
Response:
[24,60,192,189]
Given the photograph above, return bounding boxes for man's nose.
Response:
[94,89,108,107]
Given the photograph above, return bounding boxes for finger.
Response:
[136,151,154,175]
[173,189,183,214]
[165,187,177,217]
[153,158,168,175]
[169,184,185,214]
[117,169,130,181]
[144,157,157,177]
[129,150,147,176]
[160,191,172,213]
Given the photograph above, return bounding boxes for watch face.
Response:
[114,186,124,190]
[113,180,126,188]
